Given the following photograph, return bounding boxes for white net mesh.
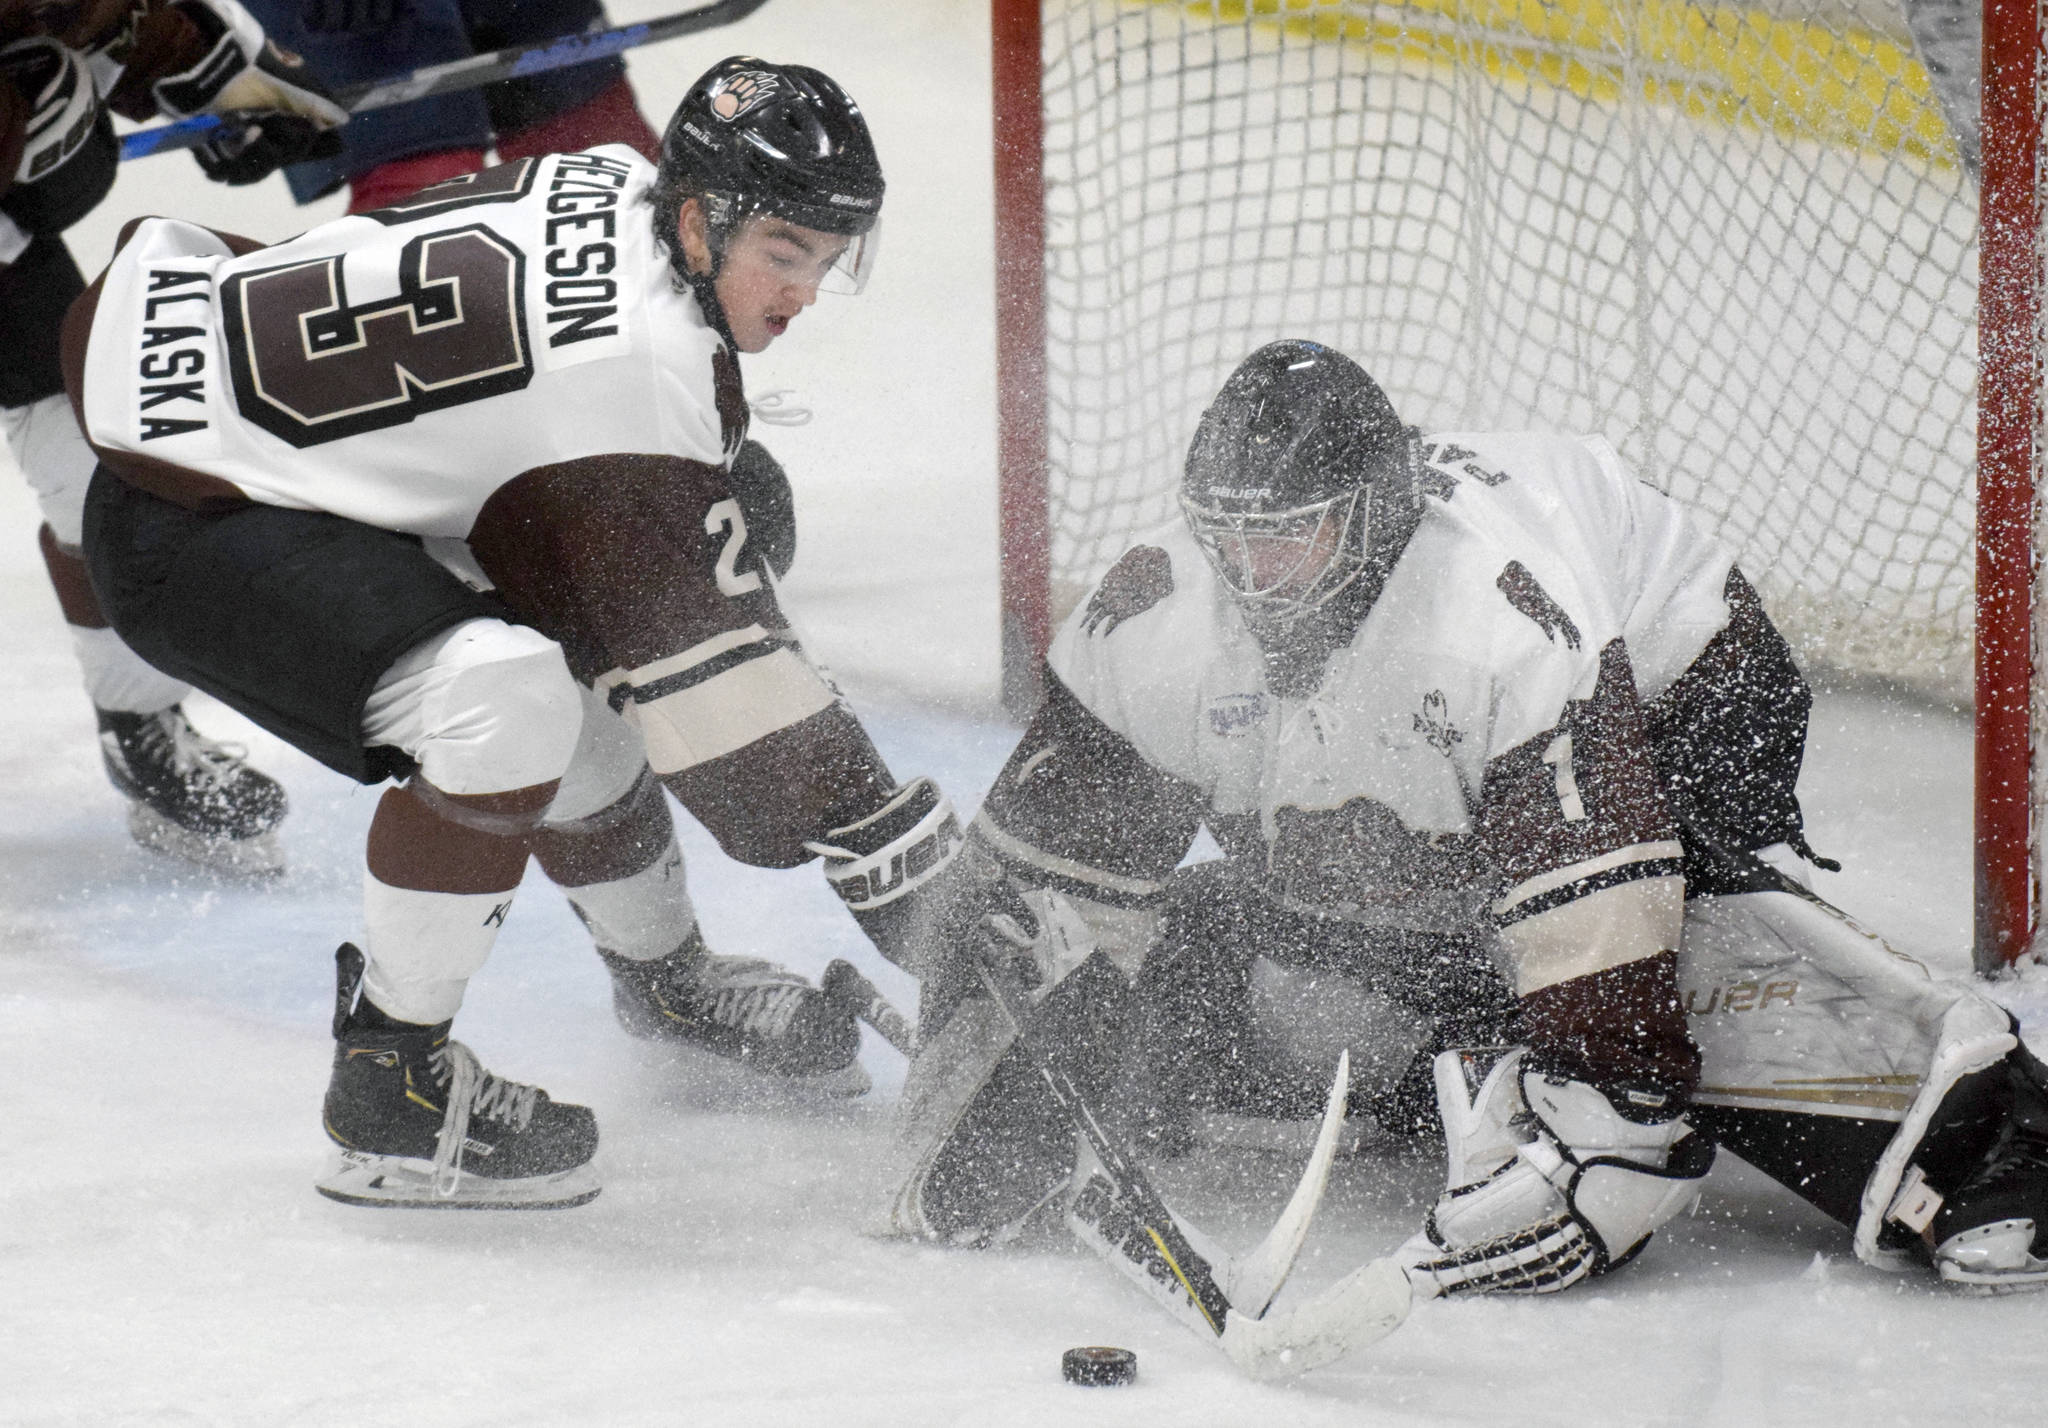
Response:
[1037,0,1978,699]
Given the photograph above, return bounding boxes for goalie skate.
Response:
[1931,1134,2048,1292]
[99,707,287,877]
[602,938,870,1096]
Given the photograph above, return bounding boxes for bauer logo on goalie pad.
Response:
[1683,979,1799,1016]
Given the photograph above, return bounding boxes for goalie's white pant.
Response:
[1676,851,2016,1267]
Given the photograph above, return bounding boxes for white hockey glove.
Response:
[148,1,347,185]
[1399,1047,1714,1296]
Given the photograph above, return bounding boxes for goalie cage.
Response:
[990,0,2047,970]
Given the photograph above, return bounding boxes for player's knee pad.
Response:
[366,618,582,796]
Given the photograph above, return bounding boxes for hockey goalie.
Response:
[877,340,2048,1302]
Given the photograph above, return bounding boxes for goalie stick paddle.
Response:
[118,0,772,161]
[969,955,1354,1378]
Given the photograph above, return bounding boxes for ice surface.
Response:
[6,3,2048,1424]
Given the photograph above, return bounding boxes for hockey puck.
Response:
[1061,1346,1138,1387]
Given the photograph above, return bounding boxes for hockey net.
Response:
[994,0,2046,963]
[1003,0,1982,699]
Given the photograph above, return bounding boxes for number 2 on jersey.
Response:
[706,499,762,596]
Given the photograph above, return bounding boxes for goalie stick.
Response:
[821,959,915,1057]
[118,0,772,161]
[969,954,1355,1378]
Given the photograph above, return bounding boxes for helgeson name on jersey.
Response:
[541,151,635,350]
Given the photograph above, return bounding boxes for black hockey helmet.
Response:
[654,56,885,295]
[1180,342,1424,692]
[1182,340,1421,635]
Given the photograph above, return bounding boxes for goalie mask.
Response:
[1181,341,1422,680]
[654,57,886,301]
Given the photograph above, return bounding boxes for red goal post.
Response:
[992,0,2042,971]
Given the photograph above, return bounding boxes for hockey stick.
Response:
[969,954,1353,1377]
[118,0,772,161]
[822,958,915,1057]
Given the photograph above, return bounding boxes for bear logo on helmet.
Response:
[709,70,781,122]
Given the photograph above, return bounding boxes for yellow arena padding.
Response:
[1178,0,1956,168]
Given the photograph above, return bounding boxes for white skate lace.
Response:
[133,709,252,790]
[698,956,809,1039]
[427,1041,540,1197]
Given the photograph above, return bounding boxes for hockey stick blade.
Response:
[822,958,915,1057]
[972,955,1344,1374]
[1219,1255,1421,1379]
[1222,1048,1349,1318]
[119,0,772,161]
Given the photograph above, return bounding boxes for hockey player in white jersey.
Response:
[64,56,964,1209]
[881,340,2048,1297]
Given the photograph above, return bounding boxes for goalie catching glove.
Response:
[1399,1047,1714,1295]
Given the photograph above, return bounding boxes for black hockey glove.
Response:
[193,99,344,185]
[807,777,964,976]
[1,38,119,235]
[148,3,348,185]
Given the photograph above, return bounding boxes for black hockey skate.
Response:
[97,706,287,876]
[317,946,599,1210]
[1931,1050,2048,1293]
[602,933,868,1095]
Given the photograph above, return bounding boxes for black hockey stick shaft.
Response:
[119,0,771,161]
[822,959,914,1057]
[971,957,1237,1334]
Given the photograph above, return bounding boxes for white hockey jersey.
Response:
[1029,431,1739,1000]
[75,144,739,535]
[69,147,871,825]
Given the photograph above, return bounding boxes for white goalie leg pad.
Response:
[1676,875,2017,1269]
[869,993,1017,1240]
[1856,991,2018,1268]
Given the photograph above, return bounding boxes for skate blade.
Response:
[315,1148,600,1210]
[127,803,285,879]
[1935,1220,2048,1294]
